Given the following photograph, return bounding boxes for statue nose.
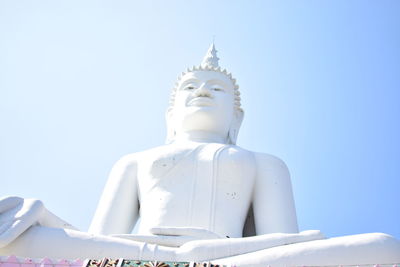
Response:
[194,84,212,97]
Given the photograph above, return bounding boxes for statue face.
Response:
[171,70,236,139]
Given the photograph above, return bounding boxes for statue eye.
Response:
[184,85,196,90]
[213,87,223,91]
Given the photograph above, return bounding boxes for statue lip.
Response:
[187,96,214,107]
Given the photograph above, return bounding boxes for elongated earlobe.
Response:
[227,110,244,145]
[165,110,176,144]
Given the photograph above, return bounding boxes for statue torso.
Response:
[136,142,256,238]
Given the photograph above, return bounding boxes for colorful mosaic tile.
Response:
[120,260,225,267]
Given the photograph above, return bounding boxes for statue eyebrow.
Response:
[207,79,229,88]
[181,78,199,86]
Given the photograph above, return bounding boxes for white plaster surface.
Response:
[0,46,399,266]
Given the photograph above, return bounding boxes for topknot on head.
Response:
[201,43,220,69]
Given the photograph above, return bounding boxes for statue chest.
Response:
[136,144,256,237]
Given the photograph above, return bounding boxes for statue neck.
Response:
[173,130,227,144]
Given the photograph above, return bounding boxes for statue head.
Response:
[166,44,244,144]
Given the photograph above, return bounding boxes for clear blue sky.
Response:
[1,1,399,239]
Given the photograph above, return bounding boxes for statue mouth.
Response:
[187,97,214,107]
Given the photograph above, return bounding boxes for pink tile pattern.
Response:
[1,256,399,267]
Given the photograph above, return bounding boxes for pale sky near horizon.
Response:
[1,1,399,240]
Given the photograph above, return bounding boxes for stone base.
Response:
[1,256,398,267]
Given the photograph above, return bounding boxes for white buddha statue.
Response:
[0,44,399,267]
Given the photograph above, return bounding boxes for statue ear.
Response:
[165,109,175,144]
[227,110,244,145]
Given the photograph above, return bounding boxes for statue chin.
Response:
[1,44,399,267]
[178,108,226,132]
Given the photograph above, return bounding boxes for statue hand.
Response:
[150,226,222,240]
[0,196,77,248]
[0,196,44,248]
[111,227,222,247]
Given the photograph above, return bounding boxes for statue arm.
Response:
[252,152,299,234]
[88,154,139,235]
[0,196,77,248]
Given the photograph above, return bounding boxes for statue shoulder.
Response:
[112,145,171,168]
[225,146,286,167]
[253,152,289,168]
[253,152,290,178]
[112,153,140,169]
[222,145,255,158]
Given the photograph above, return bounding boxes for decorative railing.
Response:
[0,256,226,267]
[0,256,398,267]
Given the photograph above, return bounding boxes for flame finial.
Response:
[201,43,219,68]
